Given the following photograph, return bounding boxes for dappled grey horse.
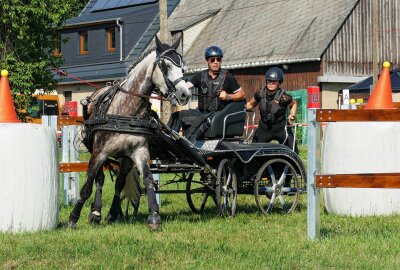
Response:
[68,37,191,230]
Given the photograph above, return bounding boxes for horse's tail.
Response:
[122,166,142,207]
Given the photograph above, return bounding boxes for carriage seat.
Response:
[203,100,246,139]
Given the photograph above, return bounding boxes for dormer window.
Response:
[79,31,88,54]
[107,28,116,52]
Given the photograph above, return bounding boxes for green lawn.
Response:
[1,146,400,269]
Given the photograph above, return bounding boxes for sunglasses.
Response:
[209,57,222,63]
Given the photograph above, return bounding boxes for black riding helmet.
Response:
[204,46,224,59]
[265,67,284,83]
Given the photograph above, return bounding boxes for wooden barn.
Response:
[169,0,400,110]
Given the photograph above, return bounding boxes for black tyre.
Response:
[215,159,238,217]
[254,158,300,214]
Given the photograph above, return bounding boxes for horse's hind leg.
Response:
[106,157,133,224]
[133,154,161,230]
[68,152,106,229]
[88,170,105,224]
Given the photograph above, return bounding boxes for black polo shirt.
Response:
[189,70,241,94]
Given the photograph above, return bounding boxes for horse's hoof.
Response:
[105,213,117,224]
[88,211,102,224]
[67,221,77,230]
[147,212,162,231]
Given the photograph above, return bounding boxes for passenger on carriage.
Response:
[168,46,246,142]
[246,67,299,154]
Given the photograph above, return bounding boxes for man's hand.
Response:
[288,114,296,122]
[219,90,229,100]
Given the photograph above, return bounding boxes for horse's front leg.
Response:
[88,170,105,224]
[68,152,106,229]
[133,154,161,230]
[106,157,134,224]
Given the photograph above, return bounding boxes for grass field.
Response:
[1,146,400,269]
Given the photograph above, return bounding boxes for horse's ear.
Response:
[171,37,181,50]
[155,35,163,51]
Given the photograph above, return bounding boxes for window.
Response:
[107,28,116,52]
[79,31,88,54]
[64,91,72,103]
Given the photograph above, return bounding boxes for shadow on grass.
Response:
[56,193,307,229]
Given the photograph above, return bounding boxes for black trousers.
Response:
[252,120,299,154]
[168,109,213,142]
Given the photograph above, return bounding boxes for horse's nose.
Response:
[179,91,190,102]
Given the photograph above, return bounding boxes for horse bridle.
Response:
[155,49,186,104]
[105,49,186,104]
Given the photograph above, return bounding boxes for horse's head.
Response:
[152,36,191,106]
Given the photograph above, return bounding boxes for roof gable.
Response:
[170,0,359,71]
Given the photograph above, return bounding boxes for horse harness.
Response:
[80,85,158,151]
[81,49,185,151]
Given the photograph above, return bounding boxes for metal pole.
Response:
[307,109,321,240]
[372,0,379,85]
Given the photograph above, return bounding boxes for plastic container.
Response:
[0,123,59,232]
[322,122,400,216]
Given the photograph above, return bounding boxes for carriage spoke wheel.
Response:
[215,159,238,217]
[254,158,300,214]
[186,172,214,214]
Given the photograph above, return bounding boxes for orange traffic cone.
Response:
[365,62,394,109]
[0,70,20,122]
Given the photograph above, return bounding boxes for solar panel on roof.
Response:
[92,0,156,12]
[102,0,116,10]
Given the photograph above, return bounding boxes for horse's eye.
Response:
[165,61,172,68]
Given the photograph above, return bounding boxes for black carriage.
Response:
[143,100,307,217]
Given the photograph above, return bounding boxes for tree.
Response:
[0,0,87,120]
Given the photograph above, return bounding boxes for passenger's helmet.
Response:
[265,67,284,83]
[204,46,224,59]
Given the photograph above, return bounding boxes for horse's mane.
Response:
[127,49,154,73]
[86,47,157,115]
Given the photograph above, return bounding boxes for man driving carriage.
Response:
[246,67,298,153]
[168,45,246,142]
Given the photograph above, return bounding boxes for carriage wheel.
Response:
[215,159,238,217]
[254,158,300,214]
[186,172,214,214]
